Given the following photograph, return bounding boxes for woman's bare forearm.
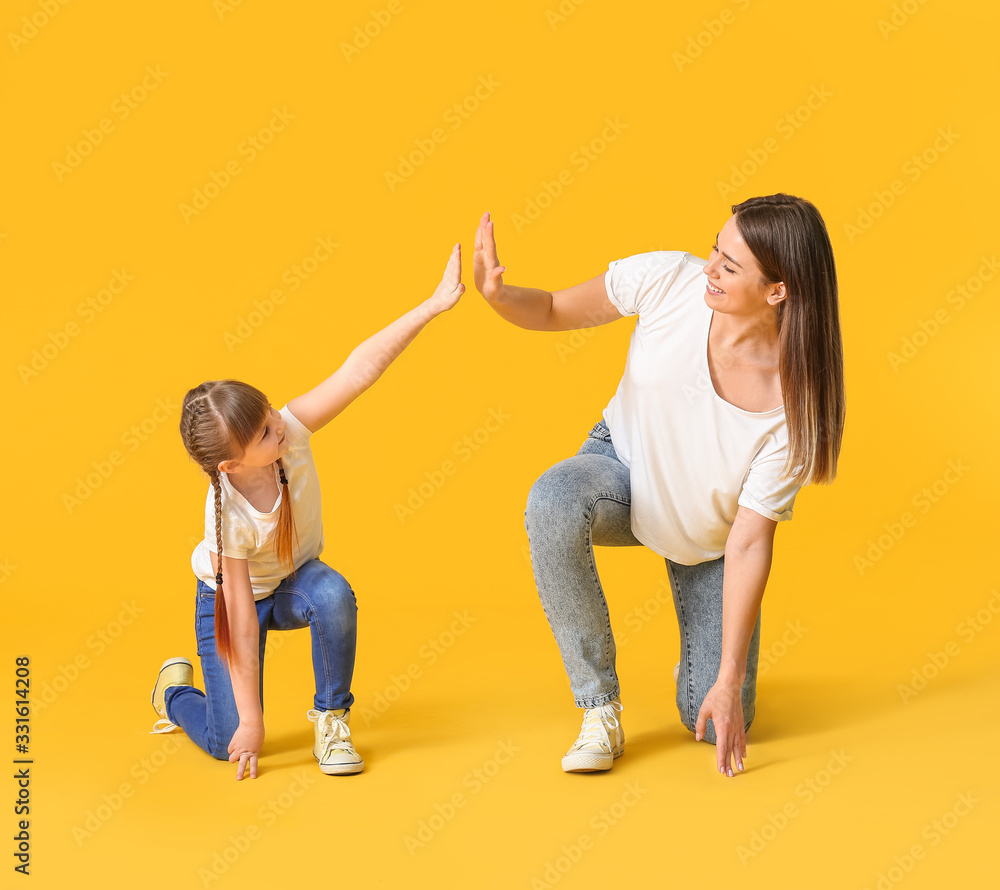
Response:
[483,284,556,331]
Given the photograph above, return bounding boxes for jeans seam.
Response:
[583,492,626,691]
[669,563,695,731]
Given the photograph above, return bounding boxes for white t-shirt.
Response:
[191,404,324,599]
[601,250,801,565]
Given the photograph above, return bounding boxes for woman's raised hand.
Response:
[473,211,507,302]
[424,242,466,316]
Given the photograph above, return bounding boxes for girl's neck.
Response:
[226,462,276,494]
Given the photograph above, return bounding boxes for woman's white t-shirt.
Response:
[191,405,324,600]
[601,250,801,565]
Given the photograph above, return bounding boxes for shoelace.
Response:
[150,718,178,735]
[306,709,356,759]
[571,701,623,752]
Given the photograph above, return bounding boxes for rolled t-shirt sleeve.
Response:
[604,250,687,318]
[738,440,801,523]
[280,403,313,441]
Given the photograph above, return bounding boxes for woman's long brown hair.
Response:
[179,380,299,665]
[732,194,846,485]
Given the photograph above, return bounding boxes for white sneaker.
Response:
[561,699,624,772]
[307,708,364,775]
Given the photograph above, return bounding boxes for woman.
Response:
[473,194,844,777]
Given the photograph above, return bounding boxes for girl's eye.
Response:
[262,426,269,439]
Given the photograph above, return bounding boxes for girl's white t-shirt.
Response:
[191,405,324,599]
[601,250,801,565]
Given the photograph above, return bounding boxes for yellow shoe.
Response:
[150,657,193,734]
[307,708,364,775]
[561,699,624,772]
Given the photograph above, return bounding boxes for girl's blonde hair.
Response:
[179,380,299,665]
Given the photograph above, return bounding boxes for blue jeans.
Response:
[164,558,358,760]
[524,419,761,745]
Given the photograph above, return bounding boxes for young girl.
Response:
[150,243,465,780]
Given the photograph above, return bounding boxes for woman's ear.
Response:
[767,282,787,307]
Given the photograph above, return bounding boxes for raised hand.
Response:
[473,211,507,302]
[424,242,466,316]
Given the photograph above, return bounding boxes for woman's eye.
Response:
[723,264,735,274]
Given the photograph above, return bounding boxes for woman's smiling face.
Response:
[703,215,785,315]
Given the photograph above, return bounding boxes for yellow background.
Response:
[3,0,997,886]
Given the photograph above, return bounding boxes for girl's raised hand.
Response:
[423,243,465,316]
[473,211,507,302]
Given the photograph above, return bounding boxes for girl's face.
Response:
[703,215,785,317]
[221,405,289,473]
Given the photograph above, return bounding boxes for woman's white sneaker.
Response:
[561,699,624,772]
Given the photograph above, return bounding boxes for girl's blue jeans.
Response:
[164,558,358,760]
[524,419,762,745]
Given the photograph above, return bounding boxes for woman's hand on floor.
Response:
[695,681,746,777]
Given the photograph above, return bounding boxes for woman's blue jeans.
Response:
[524,419,761,745]
[164,558,358,760]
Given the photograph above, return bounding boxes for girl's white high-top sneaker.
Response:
[307,708,364,775]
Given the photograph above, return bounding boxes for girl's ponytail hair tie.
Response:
[278,467,288,485]
[216,572,223,584]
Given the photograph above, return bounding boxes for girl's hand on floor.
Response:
[695,681,746,778]
[228,721,264,780]
[424,243,465,316]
